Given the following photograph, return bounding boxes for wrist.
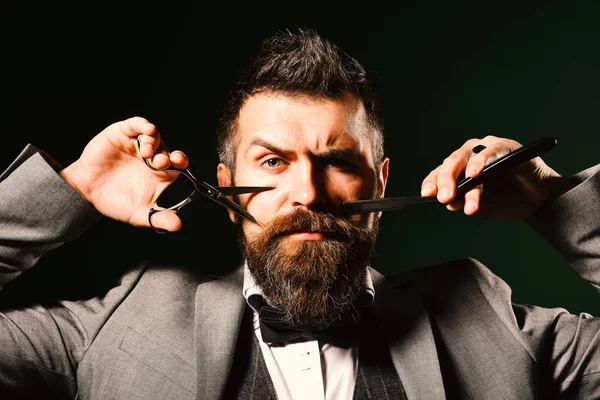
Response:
[59,161,93,204]
[532,175,575,211]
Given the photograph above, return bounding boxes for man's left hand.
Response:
[420,135,574,219]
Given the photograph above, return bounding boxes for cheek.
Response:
[246,196,276,223]
[234,175,283,226]
[240,219,261,242]
[330,173,377,201]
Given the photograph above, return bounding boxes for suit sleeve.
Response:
[527,163,600,291]
[0,146,144,397]
[0,144,101,290]
[473,164,600,398]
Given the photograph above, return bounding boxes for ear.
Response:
[376,157,390,219]
[217,163,237,223]
[378,157,390,198]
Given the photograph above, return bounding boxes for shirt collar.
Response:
[242,261,375,313]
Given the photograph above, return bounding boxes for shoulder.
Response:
[372,257,518,314]
[376,257,509,294]
[131,261,244,296]
[87,262,244,337]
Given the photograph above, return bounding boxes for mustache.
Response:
[264,209,367,241]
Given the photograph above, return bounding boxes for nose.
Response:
[287,160,327,211]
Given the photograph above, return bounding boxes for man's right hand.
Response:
[59,116,188,232]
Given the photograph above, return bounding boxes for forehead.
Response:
[236,92,373,153]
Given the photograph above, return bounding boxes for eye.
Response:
[262,157,285,170]
[325,157,357,171]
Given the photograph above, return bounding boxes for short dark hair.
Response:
[216,28,384,171]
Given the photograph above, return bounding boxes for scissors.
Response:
[341,137,558,214]
[136,137,274,233]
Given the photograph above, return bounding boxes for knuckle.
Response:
[436,170,450,181]
[465,138,481,147]
[130,116,143,125]
[443,153,460,163]
[508,138,521,148]
[141,135,155,145]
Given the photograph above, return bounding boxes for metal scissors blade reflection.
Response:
[341,136,557,215]
[180,174,272,224]
[136,137,274,229]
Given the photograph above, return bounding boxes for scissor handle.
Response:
[136,136,274,231]
[146,191,202,234]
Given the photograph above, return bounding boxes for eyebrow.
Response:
[246,138,295,158]
[246,138,363,160]
[318,148,363,160]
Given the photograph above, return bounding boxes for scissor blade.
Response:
[214,186,275,195]
[192,180,259,223]
[341,195,437,214]
[209,194,259,224]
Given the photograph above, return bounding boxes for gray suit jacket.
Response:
[1,145,599,399]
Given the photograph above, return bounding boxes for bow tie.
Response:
[258,304,361,348]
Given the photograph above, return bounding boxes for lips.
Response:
[279,230,348,241]
[288,232,326,240]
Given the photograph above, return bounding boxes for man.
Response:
[0,28,598,399]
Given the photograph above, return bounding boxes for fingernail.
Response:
[171,150,187,158]
[421,183,434,195]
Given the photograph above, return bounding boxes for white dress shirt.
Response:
[242,265,375,400]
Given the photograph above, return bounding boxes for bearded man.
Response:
[0,29,599,400]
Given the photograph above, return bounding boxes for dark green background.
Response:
[2,1,599,315]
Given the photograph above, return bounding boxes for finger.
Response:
[436,145,475,203]
[149,210,183,232]
[446,197,464,212]
[120,116,156,138]
[149,151,171,170]
[421,165,441,196]
[465,137,521,178]
[170,150,189,170]
[137,134,163,159]
[463,185,483,215]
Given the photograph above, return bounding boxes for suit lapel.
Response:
[194,267,246,400]
[370,269,446,400]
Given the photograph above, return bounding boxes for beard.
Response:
[238,209,378,329]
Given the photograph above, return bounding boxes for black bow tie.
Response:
[258,304,361,348]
